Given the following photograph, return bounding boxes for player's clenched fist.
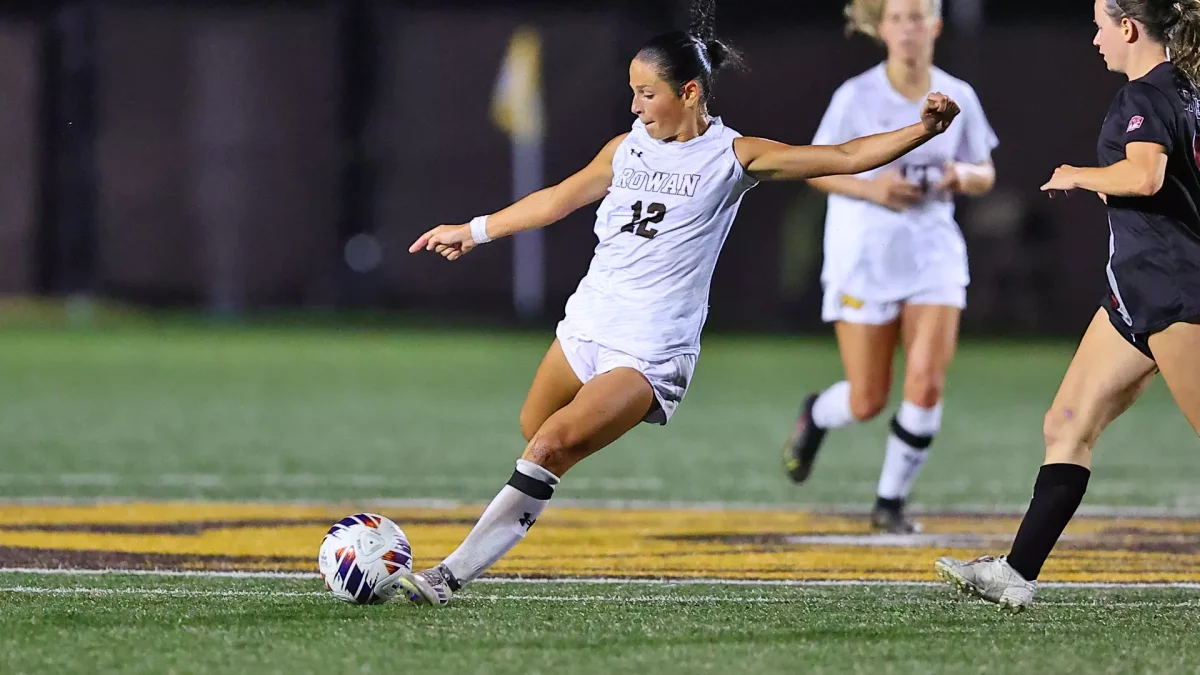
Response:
[920,93,960,134]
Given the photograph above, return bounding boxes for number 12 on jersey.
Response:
[620,201,667,240]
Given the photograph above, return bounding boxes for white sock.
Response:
[811,380,856,430]
[441,459,559,586]
[876,400,943,501]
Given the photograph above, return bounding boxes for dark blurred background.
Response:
[0,0,1126,335]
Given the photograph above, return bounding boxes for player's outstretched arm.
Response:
[735,93,960,182]
[1040,142,1167,198]
[409,133,627,261]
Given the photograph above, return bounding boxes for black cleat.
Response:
[783,393,828,483]
[870,499,923,534]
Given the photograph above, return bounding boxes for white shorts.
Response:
[821,285,967,325]
[555,322,696,425]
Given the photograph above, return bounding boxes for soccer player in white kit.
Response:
[399,0,962,606]
[783,0,998,534]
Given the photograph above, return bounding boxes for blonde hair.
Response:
[844,0,943,40]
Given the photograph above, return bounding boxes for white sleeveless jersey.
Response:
[813,64,998,302]
[560,118,758,362]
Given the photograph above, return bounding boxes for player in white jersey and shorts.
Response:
[397,0,962,606]
[783,0,998,533]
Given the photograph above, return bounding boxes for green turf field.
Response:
[2,573,1198,674]
[1,321,1198,674]
[2,324,1197,507]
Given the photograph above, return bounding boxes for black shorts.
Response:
[1104,293,1200,361]
[1105,305,1157,360]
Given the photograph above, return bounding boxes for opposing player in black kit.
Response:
[936,0,1200,612]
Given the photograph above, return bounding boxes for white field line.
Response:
[2,494,1200,518]
[0,586,323,598]
[0,568,1198,590]
[0,568,317,579]
[0,586,1196,607]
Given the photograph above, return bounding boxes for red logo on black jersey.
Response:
[1110,293,1121,311]
[1127,116,1144,132]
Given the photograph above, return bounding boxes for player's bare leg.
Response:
[400,368,655,606]
[785,320,900,483]
[870,304,959,533]
[1038,311,1155,469]
[837,320,903,421]
[937,310,1156,612]
[517,367,655,475]
[1148,320,1200,434]
[518,340,584,441]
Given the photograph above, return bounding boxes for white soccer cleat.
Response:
[396,564,457,607]
[935,554,1037,613]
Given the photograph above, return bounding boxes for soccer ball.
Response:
[318,513,412,604]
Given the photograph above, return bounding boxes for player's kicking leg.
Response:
[398,349,655,606]
[785,318,900,483]
[936,310,1156,612]
[517,340,586,442]
[870,302,959,533]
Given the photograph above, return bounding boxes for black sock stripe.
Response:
[436,563,462,592]
[875,496,905,511]
[889,416,933,450]
[506,469,555,500]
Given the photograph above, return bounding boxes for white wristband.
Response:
[469,216,492,245]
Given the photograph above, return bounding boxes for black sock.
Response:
[1006,463,1090,581]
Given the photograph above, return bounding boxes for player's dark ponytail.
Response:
[637,0,744,106]
[1107,0,1200,85]
[688,0,719,45]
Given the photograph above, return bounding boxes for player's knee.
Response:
[903,369,944,409]
[848,388,888,421]
[524,423,585,473]
[1042,407,1093,461]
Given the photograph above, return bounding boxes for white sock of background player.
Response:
[876,400,942,504]
[811,380,857,429]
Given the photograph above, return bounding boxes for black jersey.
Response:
[1098,62,1200,339]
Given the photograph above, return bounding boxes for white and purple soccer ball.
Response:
[318,513,412,605]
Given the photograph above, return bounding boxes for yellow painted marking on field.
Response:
[1,503,1199,582]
